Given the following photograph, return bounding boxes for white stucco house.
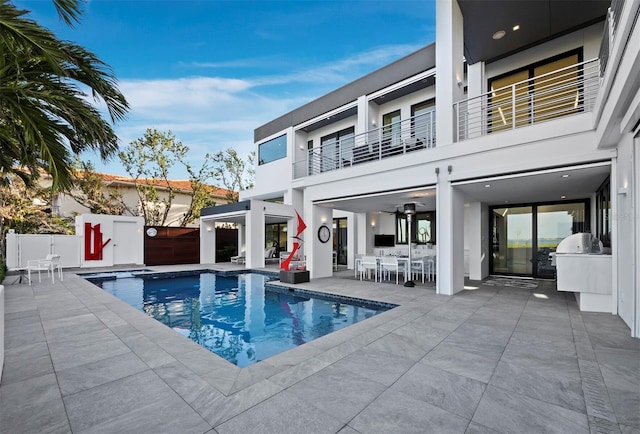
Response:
[201,0,640,337]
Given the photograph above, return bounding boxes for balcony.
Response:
[293,110,436,179]
[454,58,600,142]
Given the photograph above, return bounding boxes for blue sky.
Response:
[18,0,436,180]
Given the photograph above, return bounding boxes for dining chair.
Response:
[359,256,378,282]
[411,257,425,284]
[379,256,401,284]
[27,254,63,285]
[425,255,436,281]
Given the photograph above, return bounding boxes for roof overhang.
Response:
[458,0,610,64]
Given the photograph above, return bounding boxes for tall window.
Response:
[411,100,435,146]
[265,223,287,257]
[396,212,436,244]
[596,177,611,248]
[320,127,354,172]
[382,110,401,147]
[258,134,287,165]
[488,50,582,132]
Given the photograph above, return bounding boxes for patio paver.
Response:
[1,264,638,433]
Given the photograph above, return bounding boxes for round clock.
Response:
[146,227,158,237]
[318,225,331,243]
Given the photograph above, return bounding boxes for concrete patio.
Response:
[1,264,638,433]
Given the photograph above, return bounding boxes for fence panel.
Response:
[4,234,81,269]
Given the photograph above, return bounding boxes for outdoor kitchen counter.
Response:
[556,253,612,312]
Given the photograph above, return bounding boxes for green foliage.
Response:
[0,0,129,191]
[212,148,255,202]
[119,129,186,226]
[0,258,5,283]
[119,129,221,227]
[0,173,74,261]
[70,159,127,215]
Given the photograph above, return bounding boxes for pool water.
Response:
[90,272,391,367]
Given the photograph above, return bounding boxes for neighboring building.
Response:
[201,0,639,337]
[39,172,233,227]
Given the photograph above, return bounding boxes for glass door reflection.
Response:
[536,203,587,278]
[492,206,533,275]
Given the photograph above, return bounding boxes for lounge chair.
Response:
[231,247,277,265]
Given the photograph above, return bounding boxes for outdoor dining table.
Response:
[355,255,430,283]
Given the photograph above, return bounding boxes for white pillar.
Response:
[357,95,368,135]
[437,180,465,295]
[306,203,333,279]
[246,205,265,269]
[465,202,489,280]
[200,219,217,263]
[436,0,465,145]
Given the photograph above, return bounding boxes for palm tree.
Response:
[0,0,129,190]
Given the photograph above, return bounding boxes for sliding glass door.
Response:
[536,203,587,278]
[491,201,588,278]
[492,206,533,275]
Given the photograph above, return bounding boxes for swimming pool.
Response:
[87,271,394,367]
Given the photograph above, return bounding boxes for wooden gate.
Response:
[144,226,199,265]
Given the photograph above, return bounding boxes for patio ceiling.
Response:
[315,162,610,214]
[454,162,611,206]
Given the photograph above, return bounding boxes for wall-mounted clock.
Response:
[146,227,158,237]
[318,225,331,243]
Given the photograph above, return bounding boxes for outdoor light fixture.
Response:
[403,203,416,287]
[493,30,506,40]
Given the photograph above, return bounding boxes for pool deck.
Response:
[1,264,639,433]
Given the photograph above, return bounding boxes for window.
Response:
[411,100,435,146]
[265,223,287,257]
[382,110,401,147]
[596,177,611,248]
[488,50,582,132]
[396,212,436,244]
[258,134,287,165]
[320,127,354,172]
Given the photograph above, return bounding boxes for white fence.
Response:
[5,233,81,270]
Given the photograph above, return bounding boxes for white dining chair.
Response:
[380,256,402,284]
[425,255,436,281]
[359,256,378,282]
[27,254,63,285]
[411,257,425,284]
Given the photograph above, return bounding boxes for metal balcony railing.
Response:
[454,58,600,142]
[599,0,625,78]
[293,110,436,179]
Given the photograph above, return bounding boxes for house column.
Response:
[245,205,265,269]
[466,62,486,139]
[200,219,216,263]
[356,95,368,135]
[305,202,333,279]
[436,0,465,145]
[436,179,465,295]
[464,201,489,280]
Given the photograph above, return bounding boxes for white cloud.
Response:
[93,43,422,179]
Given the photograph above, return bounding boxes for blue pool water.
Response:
[89,271,392,367]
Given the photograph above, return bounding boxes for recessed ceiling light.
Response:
[484,184,491,188]
[492,30,506,40]
[561,174,570,178]
[561,195,566,199]
[512,24,520,31]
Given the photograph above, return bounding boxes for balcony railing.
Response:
[454,58,600,142]
[599,0,625,78]
[293,110,436,179]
